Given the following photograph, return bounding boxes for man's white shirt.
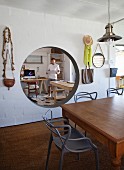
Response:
[47,63,60,79]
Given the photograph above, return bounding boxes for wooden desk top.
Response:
[50,81,74,91]
[21,77,48,82]
[62,96,124,143]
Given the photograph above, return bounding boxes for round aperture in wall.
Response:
[20,46,79,108]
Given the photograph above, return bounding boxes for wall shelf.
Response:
[24,55,43,64]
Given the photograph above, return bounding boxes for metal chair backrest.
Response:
[74,92,97,102]
[42,110,71,146]
[107,88,123,97]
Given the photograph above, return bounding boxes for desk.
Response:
[62,96,124,170]
[50,81,74,102]
[21,77,48,94]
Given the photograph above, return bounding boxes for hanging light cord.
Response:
[111,18,124,25]
[108,0,110,23]
[108,0,124,25]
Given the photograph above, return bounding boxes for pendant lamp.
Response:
[97,0,122,42]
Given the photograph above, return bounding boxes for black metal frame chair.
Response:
[74,92,97,132]
[74,92,97,103]
[43,110,99,170]
[106,88,123,97]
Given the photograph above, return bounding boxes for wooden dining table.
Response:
[61,96,124,170]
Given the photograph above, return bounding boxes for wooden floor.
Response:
[0,121,124,170]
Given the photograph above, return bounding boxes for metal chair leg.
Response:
[76,153,80,160]
[59,149,65,170]
[45,134,53,170]
[94,149,99,170]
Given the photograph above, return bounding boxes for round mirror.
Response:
[20,47,79,107]
[92,53,105,68]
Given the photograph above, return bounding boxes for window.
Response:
[115,45,124,76]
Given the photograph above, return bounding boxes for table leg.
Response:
[39,80,43,94]
[52,86,57,103]
[111,157,121,170]
[43,80,48,93]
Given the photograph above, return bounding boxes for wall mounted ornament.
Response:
[92,43,105,68]
[2,27,15,90]
[82,35,94,84]
[83,35,93,67]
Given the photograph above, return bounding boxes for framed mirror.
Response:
[20,46,79,107]
[92,53,105,68]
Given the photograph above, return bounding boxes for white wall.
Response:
[22,48,51,77]
[0,5,123,127]
[64,55,76,82]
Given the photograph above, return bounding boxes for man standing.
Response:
[46,58,60,96]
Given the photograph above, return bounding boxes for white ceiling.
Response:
[0,0,124,24]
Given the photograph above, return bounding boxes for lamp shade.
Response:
[97,23,122,42]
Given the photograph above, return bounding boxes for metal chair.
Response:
[43,110,99,170]
[107,88,123,97]
[74,92,97,103]
[74,92,97,132]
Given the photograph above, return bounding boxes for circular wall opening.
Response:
[20,46,79,107]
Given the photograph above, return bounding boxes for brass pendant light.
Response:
[97,0,122,42]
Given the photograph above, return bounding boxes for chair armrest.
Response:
[50,118,68,124]
[53,124,71,130]
[68,137,84,141]
[68,137,95,147]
